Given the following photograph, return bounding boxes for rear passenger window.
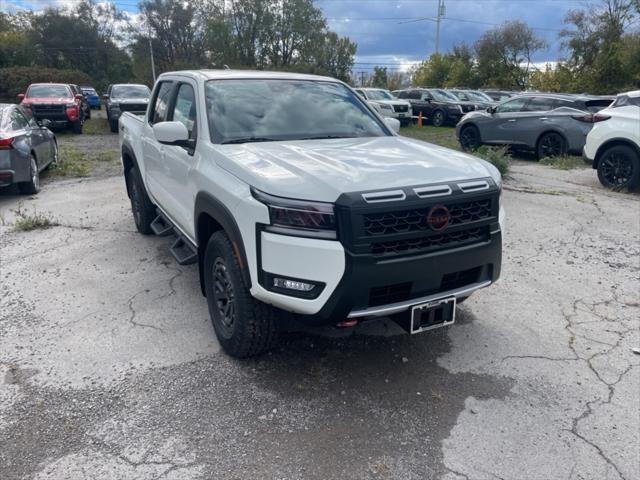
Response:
[149,81,174,124]
[522,97,555,112]
[171,84,197,140]
[10,109,29,130]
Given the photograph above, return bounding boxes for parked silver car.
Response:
[456,93,614,158]
[0,104,58,194]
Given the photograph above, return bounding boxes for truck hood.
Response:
[22,97,73,104]
[216,136,497,202]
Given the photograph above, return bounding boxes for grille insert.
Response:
[371,227,489,256]
[119,103,148,112]
[363,199,492,237]
[393,104,409,113]
[369,282,412,307]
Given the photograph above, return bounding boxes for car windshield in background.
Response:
[205,79,388,144]
[366,90,394,100]
[467,91,493,102]
[27,85,70,98]
[430,89,459,102]
[82,88,97,95]
[112,85,150,98]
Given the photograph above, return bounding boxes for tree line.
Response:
[411,0,640,94]
[0,0,356,96]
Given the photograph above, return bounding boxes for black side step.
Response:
[170,237,197,265]
[150,213,173,237]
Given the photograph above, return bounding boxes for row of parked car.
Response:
[356,86,640,189]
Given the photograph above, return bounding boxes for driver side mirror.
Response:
[384,117,401,134]
[153,121,195,150]
[39,119,53,129]
[17,93,25,101]
[75,93,84,100]
[487,106,496,114]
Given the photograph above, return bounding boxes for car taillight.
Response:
[0,137,15,150]
[572,113,611,123]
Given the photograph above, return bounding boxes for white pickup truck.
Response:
[119,70,505,358]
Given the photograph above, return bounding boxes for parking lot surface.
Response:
[1,134,639,479]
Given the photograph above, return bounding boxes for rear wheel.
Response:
[126,166,155,234]
[597,145,640,190]
[204,231,278,358]
[18,155,40,195]
[432,110,445,127]
[459,125,481,151]
[537,132,566,159]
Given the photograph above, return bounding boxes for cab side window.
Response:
[495,97,527,113]
[170,83,197,140]
[522,97,555,112]
[149,81,174,125]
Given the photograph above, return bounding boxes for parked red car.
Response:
[18,83,85,134]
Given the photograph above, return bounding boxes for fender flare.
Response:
[593,137,640,170]
[194,191,252,294]
[121,143,139,198]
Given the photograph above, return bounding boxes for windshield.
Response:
[81,88,97,95]
[429,89,459,102]
[365,89,394,101]
[112,85,150,99]
[468,91,493,102]
[205,79,388,144]
[26,85,71,98]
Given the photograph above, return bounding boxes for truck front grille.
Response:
[32,104,66,116]
[393,104,409,113]
[370,226,489,256]
[119,103,147,112]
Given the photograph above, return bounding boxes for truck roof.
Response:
[158,69,341,83]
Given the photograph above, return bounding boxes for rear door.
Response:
[512,96,557,147]
[143,80,175,210]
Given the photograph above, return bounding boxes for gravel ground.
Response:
[0,131,638,480]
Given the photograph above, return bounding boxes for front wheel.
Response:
[459,125,481,151]
[432,110,445,127]
[18,155,40,195]
[204,232,278,358]
[597,145,640,190]
[126,166,155,234]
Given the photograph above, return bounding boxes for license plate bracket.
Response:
[410,297,456,334]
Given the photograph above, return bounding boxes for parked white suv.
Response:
[355,88,413,126]
[119,70,504,357]
[583,90,640,189]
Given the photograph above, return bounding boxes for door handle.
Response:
[507,119,517,122]
[539,117,548,121]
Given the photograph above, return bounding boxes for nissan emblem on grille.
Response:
[426,205,450,231]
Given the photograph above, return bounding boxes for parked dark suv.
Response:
[456,93,614,158]
[105,83,151,133]
[396,88,478,126]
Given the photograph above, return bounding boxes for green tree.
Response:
[371,66,388,88]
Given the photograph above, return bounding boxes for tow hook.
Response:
[336,319,358,328]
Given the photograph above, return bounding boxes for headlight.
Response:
[379,104,393,111]
[251,189,337,240]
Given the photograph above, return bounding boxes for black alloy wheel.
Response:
[537,132,566,159]
[597,145,640,190]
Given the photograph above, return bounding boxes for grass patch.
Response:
[400,124,461,150]
[12,206,58,231]
[93,150,118,163]
[50,145,91,177]
[83,117,112,135]
[539,155,585,170]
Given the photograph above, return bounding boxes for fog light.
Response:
[273,277,315,292]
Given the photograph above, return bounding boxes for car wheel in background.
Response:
[71,120,83,134]
[110,119,118,133]
[537,132,566,159]
[400,119,411,127]
[18,155,40,195]
[204,231,278,358]
[85,108,91,120]
[432,110,445,127]
[459,125,481,151]
[597,145,640,190]
[126,166,156,234]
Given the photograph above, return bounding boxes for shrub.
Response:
[12,206,58,231]
[539,155,584,170]
[0,66,93,102]
[475,145,511,176]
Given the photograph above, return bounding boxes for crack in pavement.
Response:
[126,290,166,333]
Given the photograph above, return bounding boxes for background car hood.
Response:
[373,99,411,106]
[22,97,72,104]
[217,136,494,202]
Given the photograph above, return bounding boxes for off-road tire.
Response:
[18,154,40,195]
[597,145,640,190]
[204,231,278,358]
[126,166,155,234]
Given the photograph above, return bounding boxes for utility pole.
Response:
[148,24,156,83]
[435,0,445,54]
[360,71,365,87]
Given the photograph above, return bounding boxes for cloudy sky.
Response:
[6,0,584,71]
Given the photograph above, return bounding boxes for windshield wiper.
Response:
[298,135,355,140]
[221,137,281,145]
